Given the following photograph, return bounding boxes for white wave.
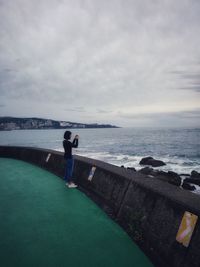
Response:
[54,147,64,152]
[53,145,200,174]
[75,150,200,174]
[193,185,200,195]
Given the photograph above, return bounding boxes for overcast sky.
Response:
[0,0,200,127]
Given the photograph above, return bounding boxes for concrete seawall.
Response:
[0,146,199,267]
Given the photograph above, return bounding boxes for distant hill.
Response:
[0,117,119,130]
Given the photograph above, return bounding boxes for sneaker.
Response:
[68,183,78,188]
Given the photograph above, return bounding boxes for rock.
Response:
[140,157,154,165]
[153,170,167,177]
[149,159,166,167]
[155,171,182,186]
[184,178,200,186]
[182,182,196,191]
[167,171,180,179]
[139,156,166,167]
[139,167,154,175]
[138,166,182,187]
[120,166,136,172]
[183,171,200,186]
[191,170,200,180]
[127,167,136,172]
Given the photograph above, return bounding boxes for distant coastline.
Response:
[0,117,119,131]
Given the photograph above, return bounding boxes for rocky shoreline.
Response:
[121,156,200,193]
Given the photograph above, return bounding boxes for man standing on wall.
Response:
[63,131,79,188]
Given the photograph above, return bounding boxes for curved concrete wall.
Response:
[0,146,200,267]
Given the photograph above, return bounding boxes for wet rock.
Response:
[139,167,154,175]
[138,168,181,186]
[182,182,196,191]
[167,171,180,179]
[149,159,166,167]
[127,167,136,172]
[191,170,200,180]
[139,167,182,186]
[139,156,166,167]
[153,170,166,177]
[139,157,153,165]
[120,166,136,172]
[184,178,200,186]
[155,171,182,186]
[138,167,182,187]
[183,171,200,186]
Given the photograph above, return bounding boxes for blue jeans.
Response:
[64,157,74,183]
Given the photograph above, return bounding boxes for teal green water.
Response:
[0,158,153,267]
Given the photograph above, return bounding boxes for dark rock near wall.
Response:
[139,156,166,167]
[182,171,200,187]
[153,171,182,186]
[156,175,181,186]
[167,171,181,179]
[191,170,200,180]
[138,167,198,192]
[121,166,136,172]
[127,167,136,172]
[182,182,196,191]
[138,168,182,187]
[139,167,154,176]
[184,178,200,186]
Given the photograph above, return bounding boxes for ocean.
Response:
[0,127,199,175]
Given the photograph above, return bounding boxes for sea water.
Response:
[0,127,199,175]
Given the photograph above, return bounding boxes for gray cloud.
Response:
[173,72,200,92]
[179,86,200,92]
[96,109,112,114]
[182,74,200,80]
[0,0,200,126]
[64,107,86,112]
[117,109,200,127]
[169,68,200,92]
[119,109,200,118]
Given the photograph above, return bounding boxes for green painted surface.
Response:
[0,158,154,267]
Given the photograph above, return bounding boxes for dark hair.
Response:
[64,131,71,140]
